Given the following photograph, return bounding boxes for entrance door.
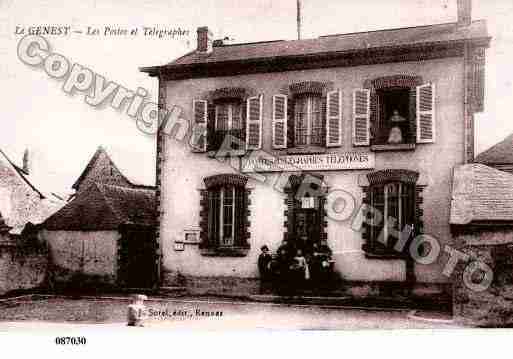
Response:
[119,226,158,289]
[292,196,322,254]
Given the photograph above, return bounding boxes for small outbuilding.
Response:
[41,183,157,289]
[451,164,513,327]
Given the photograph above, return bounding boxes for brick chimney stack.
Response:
[457,0,472,26]
[22,149,30,175]
[197,26,213,53]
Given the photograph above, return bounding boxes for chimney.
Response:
[22,149,30,175]
[197,26,213,53]
[297,0,302,40]
[457,0,472,26]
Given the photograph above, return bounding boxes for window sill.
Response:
[285,146,327,155]
[200,246,250,257]
[207,149,247,158]
[362,244,405,259]
[371,143,415,152]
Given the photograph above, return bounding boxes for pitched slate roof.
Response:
[142,20,489,75]
[43,183,156,231]
[450,164,513,225]
[72,146,155,190]
[475,133,513,165]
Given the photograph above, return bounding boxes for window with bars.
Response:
[294,95,324,147]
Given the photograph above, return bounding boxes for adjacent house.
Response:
[40,146,157,289]
[450,164,513,326]
[0,148,64,235]
[0,148,64,295]
[141,0,490,298]
[475,133,513,174]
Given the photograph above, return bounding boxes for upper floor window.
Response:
[374,88,413,145]
[353,76,435,149]
[191,88,263,153]
[215,101,242,132]
[272,82,342,150]
[294,95,324,147]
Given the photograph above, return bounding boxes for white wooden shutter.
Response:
[326,90,342,147]
[192,99,208,152]
[246,95,263,150]
[272,94,288,149]
[352,89,370,146]
[416,83,436,143]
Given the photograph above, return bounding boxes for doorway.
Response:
[118,225,158,289]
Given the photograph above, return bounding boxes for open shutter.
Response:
[326,90,342,147]
[192,99,208,152]
[353,89,371,146]
[416,83,436,143]
[246,95,263,150]
[272,94,288,149]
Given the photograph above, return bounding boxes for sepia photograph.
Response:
[1,0,513,356]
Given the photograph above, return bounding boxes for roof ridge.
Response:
[319,20,484,38]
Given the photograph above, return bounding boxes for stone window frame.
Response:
[206,88,248,153]
[285,81,331,153]
[360,169,425,259]
[199,174,251,257]
[283,173,329,246]
[363,74,423,152]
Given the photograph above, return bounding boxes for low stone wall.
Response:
[0,242,48,295]
[42,230,119,288]
[453,240,513,327]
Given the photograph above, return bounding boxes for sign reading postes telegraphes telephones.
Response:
[241,152,375,173]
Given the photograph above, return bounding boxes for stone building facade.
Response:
[142,0,490,299]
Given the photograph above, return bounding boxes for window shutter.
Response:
[326,90,342,147]
[416,83,436,143]
[272,94,288,149]
[246,95,263,150]
[352,89,370,146]
[191,100,208,152]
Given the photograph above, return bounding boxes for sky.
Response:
[1,0,512,196]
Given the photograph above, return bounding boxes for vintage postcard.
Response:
[1,0,513,355]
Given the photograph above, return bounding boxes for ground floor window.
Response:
[208,186,243,247]
[200,174,250,255]
[364,169,421,257]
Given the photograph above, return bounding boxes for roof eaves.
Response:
[144,37,490,79]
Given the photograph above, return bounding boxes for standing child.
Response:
[258,245,272,280]
[293,249,310,282]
